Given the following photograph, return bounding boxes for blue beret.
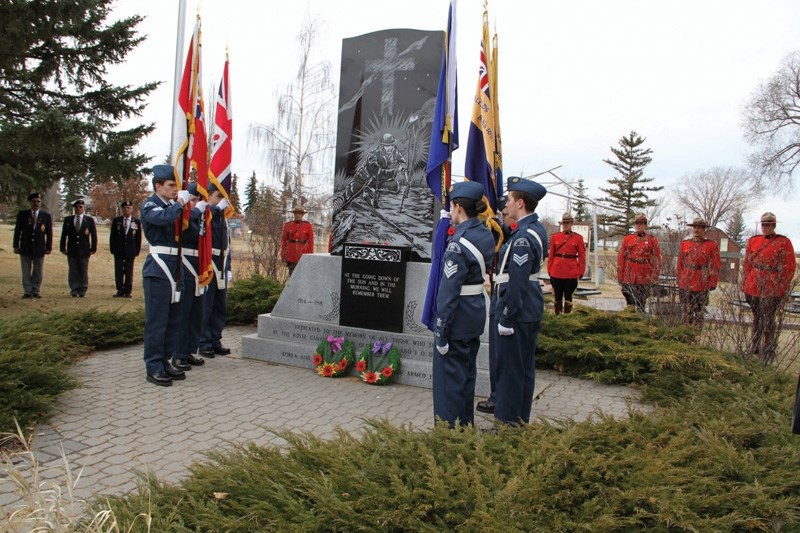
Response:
[187,182,199,196]
[450,181,484,202]
[152,165,175,185]
[207,182,219,193]
[497,195,508,211]
[506,176,547,201]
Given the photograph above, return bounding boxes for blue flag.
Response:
[422,0,458,331]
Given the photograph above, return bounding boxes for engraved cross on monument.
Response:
[365,38,415,116]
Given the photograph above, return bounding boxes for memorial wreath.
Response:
[355,339,401,385]
[313,335,356,378]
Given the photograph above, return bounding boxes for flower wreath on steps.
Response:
[355,339,401,385]
[313,335,355,377]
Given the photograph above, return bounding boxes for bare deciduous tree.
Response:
[249,15,336,209]
[742,51,800,187]
[88,177,149,220]
[674,166,761,229]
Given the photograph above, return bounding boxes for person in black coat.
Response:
[59,199,98,297]
[109,200,142,297]
[12,192,53,298]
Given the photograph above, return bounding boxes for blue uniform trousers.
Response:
[432,337,479,427]
[494,321,541,424]
[172,265,206,360]
[487,292,499,403]
[199,275,226,351]
[143,276,180,374]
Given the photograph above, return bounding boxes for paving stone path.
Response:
[1,321,649,512]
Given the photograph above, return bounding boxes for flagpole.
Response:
[169,0,187,158]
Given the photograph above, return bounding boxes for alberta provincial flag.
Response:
[209,55,235,219]
[421,0,458,331]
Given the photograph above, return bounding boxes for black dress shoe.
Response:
[164,366,186,380]
[199,348,216,358]
[113,292,123,298]
[186,354,205,366]
[213,346,231,355]
[476,399,495,413]
[146,372,173,386]
[22,294,32,299]
[171,357,192,371]
[32,294,41,299]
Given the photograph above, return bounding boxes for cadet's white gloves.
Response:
[194,200,208,212]
[436,343,449,355]
[177,190,190,204]
[498,324,515,336]
[217,198,229,211]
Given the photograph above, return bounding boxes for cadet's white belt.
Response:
[182,248,198,257]
[149,246,179,255]
[494,273,539,285]
[212,248,224,256]
[460,284,485,296]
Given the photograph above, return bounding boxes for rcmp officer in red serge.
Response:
[547,212,586,314]
[617,212,662,312]
[432,181,495,428]
[280,206,314,276]
[59,199,97,297]
[140,165,191,386]
[109,200,142,298]
[199,182,233,357]
[676,217,721,328]
[743,212,796,361]
[13,192,52,299]
[494,177,549,425]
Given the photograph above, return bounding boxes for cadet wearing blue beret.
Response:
[140,165,192,386]
[432,181,496,427]
[492,176,549,424]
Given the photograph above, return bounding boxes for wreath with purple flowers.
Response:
[313,335,355,378]
[354,339,401,385]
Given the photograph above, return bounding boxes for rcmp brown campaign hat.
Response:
[293,205,307,213]
[686,217,707,227]
[561,212,574,223]
[633,212,648,224]
[760,212,777,224]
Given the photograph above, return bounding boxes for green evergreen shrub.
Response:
[226,275,283,325]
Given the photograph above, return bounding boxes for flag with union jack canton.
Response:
[421,0,458,331]
[209,55,235,219]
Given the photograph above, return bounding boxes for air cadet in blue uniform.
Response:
[170,182,209,371]
[140,165,191,386]
[477,194,511,415]
[199,183,232,357]
[493,177,548,424]
[433,181,496,427]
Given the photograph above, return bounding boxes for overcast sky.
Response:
[110,0,800,242]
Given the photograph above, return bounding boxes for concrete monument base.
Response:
[241,253,492,396]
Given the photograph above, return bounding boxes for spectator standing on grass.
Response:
[742,212,796,362]
[547,212,586,315]
[13,192,52,299]
[617,212,662,313]
[109,200,142,298]
[59,199,97,298]
[676,217,721,328]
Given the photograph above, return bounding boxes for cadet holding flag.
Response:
[199,183,232,357]
[493,177,548,425]
[432,181,495,428]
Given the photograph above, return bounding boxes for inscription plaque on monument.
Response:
[340,243,409,333]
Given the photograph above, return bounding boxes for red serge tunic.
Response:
[547,231,586,279]
[617,233,662,285]
[742,234,796,298]
[677,238,721,292]
[280,220,314,263]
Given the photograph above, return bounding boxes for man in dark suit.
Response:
[109,200,142,297]
[59,199,98,297]
[13,192,53,299]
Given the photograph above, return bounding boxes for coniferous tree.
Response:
[229,173,242,214]
[244,171,259,213]
[599,130,662,235]
[0,0,159,203]
[573,178,590,221]
[724,209,748,247]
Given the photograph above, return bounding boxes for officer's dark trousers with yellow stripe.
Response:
[495,321,541,424]
[433,338,479,428]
